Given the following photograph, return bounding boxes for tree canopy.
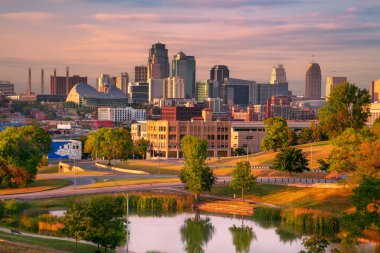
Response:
[261,117,289,151]
[85,128,133,165]
[179,136,215,201]
[230,161,256,201]
[272,146,309,177]
[180,215,215,253]
[318,82,371,138]
[0,125,51,186]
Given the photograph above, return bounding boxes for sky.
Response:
[0,0,379,95]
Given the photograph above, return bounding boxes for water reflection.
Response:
[180,212,215,253]
[229,221,256,253]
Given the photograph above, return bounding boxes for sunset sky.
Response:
[0,0,379,95]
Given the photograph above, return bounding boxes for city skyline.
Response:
[0,0,379,95]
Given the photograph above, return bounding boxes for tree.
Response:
[288,128,298,146]
[230,161,256,201]
[85,128,133,165]
[272,146,309,177]
[299,235,340,253]
[318,82,371,138]
[261,117,289,151]
[62,201,87,246]
[179,136,215,201]
[133,138,149,159]
[229,225,256,253]
[234,148,246,156]
[298,128,313,144]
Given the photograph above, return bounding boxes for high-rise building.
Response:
[133,66,148,82]
[0,81,15,95]
[128,82,149,104]
[163,77,185,99]
[115,72,129,94]
[270,64,287,84]
[50,68,87,95]
[370,79,380,102]
[196,80,214,102]
[148,79,165,102]
[210,65,229,83]
[305,63,322,99]
[97,74,115,93]
[171,51,196,98]
[326,77,347,99]
[147,43,170,79]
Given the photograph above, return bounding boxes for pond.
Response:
[122,212,378,253]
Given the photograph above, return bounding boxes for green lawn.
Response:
[0,231,100,253]
[100,160,181,175]
[80,177,180,189]
[0,179,71,196]
[210,184,353,216]
[38,164,59,174]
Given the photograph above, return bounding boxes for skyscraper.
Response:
[210,65,229,83]
[147,43,170,79]
[196,80,214,102]
[97,74,115,93]
[270,64,287,84]
[133,65,148,82]
[305,63,321,99]
[50,68,87,95]
[172,51,196,98]
[326,76,347,99]
[115,72,129,94]
[370,79,380,102]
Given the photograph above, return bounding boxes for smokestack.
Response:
[28,67,32,94]
[41,68,44,95]
[65,66,69,94]
[266,98,271,119]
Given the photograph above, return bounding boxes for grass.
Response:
[210,184,353,216]
[38,164,59,174]
[0,231,99,253]
[79,177,180,189]
[100,160,182,175]
[0,179,71,196]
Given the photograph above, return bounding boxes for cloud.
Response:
[0,12,55,21]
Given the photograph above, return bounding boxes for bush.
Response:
[5,199,22,215]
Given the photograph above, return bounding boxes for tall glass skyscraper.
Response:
[171,51,196,98]
[305,62,321,99]
[148,43,170,80]
[210,65,229,83]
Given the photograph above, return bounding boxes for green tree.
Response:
[299,235,339,253]
[62,201,87,246]
[133,138,149,159]
[234,148,246,156]
[18,125,52,154]
[230,161,256,201]
[272,146,309,177]
[318,82,371,138]
[85,128,133,165]
[298,128,313,144]
[179,136,215,201]
[288,128,298,146]
[229,225,256,253]
[261,117,289,151]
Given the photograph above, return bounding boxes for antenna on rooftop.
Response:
[312,54,315,63]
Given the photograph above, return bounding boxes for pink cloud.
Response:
[0,12,55,21]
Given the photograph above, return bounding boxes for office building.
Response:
[163,77,185,99]
[50,68,87,95]
[326,77,347,99]
[98,107,146,125]
[66,83,128,108]
[161,106,204,121]
[97,74,115,93]
[146,111,231,158]
[115,72,129,94]
[370,79,380,102]
[172,51,196,98]
[128,82,149,104]
[305,63,322,99]
[152,98,196,108]
[147,43,170,79]
[196,80,214,102]
[131,121,147,142]
[368,103,380,125]
[270,64,287,84]
[148,79,165,102]
[210,65,229,83]
[0,81,15,95]
[134,66,148,82]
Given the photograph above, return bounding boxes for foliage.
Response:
[341,176,380,244]
[45,111,57,120]
[85,128,133,165]
[0,125,51,186]
[272,146,309,177]
[179,136,215,201]
[299,235,340,253]
[230,161,256,201]
[318,82,371,138]
[229,225,256,253]
[317,159,330,171]
[234,148,246,156]
[298,128,313,144]
[180,214,215,253]
[288,128,298,146]
[133,138,149,158]
[61,200,87,245]
[261,117,289,151]
[4,199,22,215]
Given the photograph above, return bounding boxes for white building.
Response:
[270,64,287,84]
[325,77,347,99]
[98,107,146,125]
[115,72,129,94]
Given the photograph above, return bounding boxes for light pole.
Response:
[73,158,76,189]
